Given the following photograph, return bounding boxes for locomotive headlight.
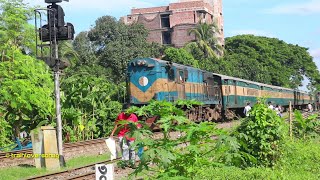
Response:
[139,76,149,86]
[137,60,147,66]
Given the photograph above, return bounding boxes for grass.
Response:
[125,137,320,180]
[0,153,110,180]
[195,138,320,180]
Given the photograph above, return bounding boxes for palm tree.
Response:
[188,21,223,57]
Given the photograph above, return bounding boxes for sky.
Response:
[25,0,320,89]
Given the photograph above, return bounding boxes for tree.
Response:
[0,0,35,56]
[0,48,54,137]
[72,31,98,66]
[188,22,222,58]
[0,0,54,141]
[163,47,199,67]
[224,35,320,89]
[61,73,122,141]
[87,15,162,82]
[198,56,232,75]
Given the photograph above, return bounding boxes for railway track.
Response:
[22,121,238,180]
[0,138,106,160]
[301,111,319,119]
[1,120,236,159]
[25,158,121,180]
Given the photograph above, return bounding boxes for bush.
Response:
[293,110,320,139]
[195,139,320,180]
[0,114,12,148]
[233,102,286,167]
[127,100,222,179]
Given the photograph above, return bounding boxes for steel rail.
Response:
[0,138,108,159]
[24,158,121,180]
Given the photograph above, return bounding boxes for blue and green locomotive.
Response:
[127,58,313,121]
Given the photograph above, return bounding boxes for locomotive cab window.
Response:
[177,70,184,83]
[184,69,188,82]
[168,68,175,81]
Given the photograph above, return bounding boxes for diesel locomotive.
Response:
[127,58,313,121]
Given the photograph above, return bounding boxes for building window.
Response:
[197,12,206,23]
[161,14,170,28]
[162,31,172,45]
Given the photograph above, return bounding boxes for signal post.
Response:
[34,0,75,167]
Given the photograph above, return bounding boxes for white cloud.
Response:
[309,48,320,58]
[229,29,274,37]
[265,0,320,15]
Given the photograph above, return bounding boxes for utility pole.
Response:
[35,0,74,167]
[53,40,63,163]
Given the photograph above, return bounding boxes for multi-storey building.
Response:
[121,0,224,48]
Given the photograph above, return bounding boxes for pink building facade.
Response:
[122,0,224,48]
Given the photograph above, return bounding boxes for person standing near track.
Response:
[274,104,282,117]
[308,103,313,112]
[243,102,251,117]
[268,101,274,110]
[110,107,141,169]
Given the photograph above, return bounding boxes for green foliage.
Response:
[0,48,54,137]
[184,42,205,60]
[61,73,122,141]
[214,134,256,167]
[224,35,320,90]
[194,139,320,180]
[87,15,162,82]
[0,109,12,147]
[174,99,203,108]
[233,100,286,167]
[163,47,199,67]
[72,31,98,66]
[277,138,320,178]
[0,0,35,56]
[198,56,232,75]
[293,110,320,139]
[188,22,222,57]
[126,100,223,179]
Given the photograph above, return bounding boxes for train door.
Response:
[176,69,186,99]
[224,80,229,105]
[205,74,220,101]
[234,80,238,105]
[203,72,208,100]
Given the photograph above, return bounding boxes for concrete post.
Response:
[30,128,44,168]
[41,126,60,170]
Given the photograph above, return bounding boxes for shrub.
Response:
[126,100,222,179]
[293,110,320,139]
[233,101,286,167]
